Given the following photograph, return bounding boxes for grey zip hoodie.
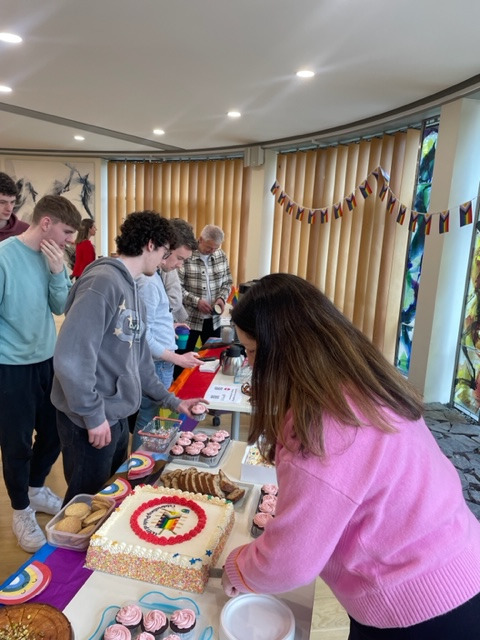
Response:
[51,257,181,429]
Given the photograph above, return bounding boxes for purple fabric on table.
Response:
[29,547,92,610]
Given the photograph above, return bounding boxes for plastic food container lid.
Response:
[219,594,295,640]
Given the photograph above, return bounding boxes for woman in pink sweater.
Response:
[223,274,480,639]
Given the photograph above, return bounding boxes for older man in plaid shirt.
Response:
[178,224,233,352]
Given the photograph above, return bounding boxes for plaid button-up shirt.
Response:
[178,249,233,331]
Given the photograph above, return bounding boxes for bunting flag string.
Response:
[271,165,477,235]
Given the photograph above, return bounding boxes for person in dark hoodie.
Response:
[0,172,29,241]
[52,211,207,505]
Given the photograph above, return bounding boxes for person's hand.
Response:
[198,299,213,314]
[178,352,200,369]
[177,397,209,418]
[88,420,112,449]
[222,571,240,597]
[40,239,65,274]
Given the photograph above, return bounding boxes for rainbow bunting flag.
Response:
[285,200,294,215]
[320,208,328,224]
[270,180,280,195]
[396,204,407,225]
[372,169,380,182]
[386,194,397,215]
[308,209,316,224]
[277,191,286,206]
[378,184,389,202]
[439,211,450,234]
[424,214,432,235]
[345,194,357,211]
[459,201,473,227]
[409,212,419,232]
[333,203,343,220]
[359,180,372,199]
[296,206,304,221]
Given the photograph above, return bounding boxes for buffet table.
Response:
[0,441,315,639]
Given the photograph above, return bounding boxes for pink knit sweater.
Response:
[224,408,480,627]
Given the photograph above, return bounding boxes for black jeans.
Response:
[184,319,221,353]
[56,411,129,506]
[0,359,60,510]
[348,590,480,639]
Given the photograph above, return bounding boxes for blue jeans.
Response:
[132,360,174,451]
[56,410,129,506]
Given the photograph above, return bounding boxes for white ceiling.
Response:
[1,0,480,157]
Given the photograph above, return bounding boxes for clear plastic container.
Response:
[137,416,181,453]
[46,494,115,551]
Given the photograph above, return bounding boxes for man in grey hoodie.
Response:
[52,211,206,504]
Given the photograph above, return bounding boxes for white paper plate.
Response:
[220,594,295,640]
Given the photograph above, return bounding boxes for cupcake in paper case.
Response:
[261,483,278,496]
[183,443,203,462]
[137,634,155,640]
[141,609,168,638]
[190,402,207,421]
[251,512,275,538]
[177,435,193,448]
[169,608,197,639]
[163,635,181,640]
[103,623,132,640]
[216,429,230,443]
[200,443,222,466]
[192,431,209,443]
[169,444,184,460]
[115,604,142,634]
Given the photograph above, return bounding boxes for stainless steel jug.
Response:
[220,344,245,376]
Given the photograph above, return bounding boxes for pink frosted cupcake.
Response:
[169,444,184,460]
[200,443,221,466]
[136,634,155,640]
[169,609,196,639]
[251,512,275,538]
[104,623,132,639]
[192,431,209,443]
[115,604,142,634]
[163,635,181,640]
[261,484,278,496]
[141,609,168,638]
[259,495,277,515]
[177,435,192,447]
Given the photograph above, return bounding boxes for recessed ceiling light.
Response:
[0,33,22,44]
[74,135,85,141]
[296,70,315,78]
[0,85,12,93]
[227,111,241,118]
[153,129,165,135]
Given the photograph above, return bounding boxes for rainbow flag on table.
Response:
[227,285,239,306]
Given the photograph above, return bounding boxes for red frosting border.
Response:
[130,496,206,545]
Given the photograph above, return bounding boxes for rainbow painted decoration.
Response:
[98,477,132,505]
[0,561,52,604]
[127,452,155,479]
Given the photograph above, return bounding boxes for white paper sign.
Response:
[205,383,243,404]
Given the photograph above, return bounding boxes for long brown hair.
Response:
[231,273,423,463]
[75,218,95,244]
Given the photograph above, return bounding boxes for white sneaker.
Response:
[12,507,46,553]
[28,486,63,515]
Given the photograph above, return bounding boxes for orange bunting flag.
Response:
[359,180,372,199]
[333,203,343,220]
[386,194,397,215]
[270,180,280,195]
[424,214,432,235]
[459,201,473,227]
[379,184,389,202]
[396,204,407,225]
[345,194,357,211]
[409,212,419,232]
[296,206,304,221]
[285,200,294,215]
[439,211,450,234]
[320,208,329,224]
[278,191,286,206]
[307,209,316,224]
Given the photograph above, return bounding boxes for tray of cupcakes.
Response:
[88,590,213,640]
[168,428,231,468]
[250,484,278,538]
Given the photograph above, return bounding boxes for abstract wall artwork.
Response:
[4,159,95,223]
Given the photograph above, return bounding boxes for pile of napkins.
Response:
[199,359,220,373]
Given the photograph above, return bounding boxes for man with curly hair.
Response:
[0,171,29,241]
[52,211,206,504]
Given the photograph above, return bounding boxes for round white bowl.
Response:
[219,594,295,640]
